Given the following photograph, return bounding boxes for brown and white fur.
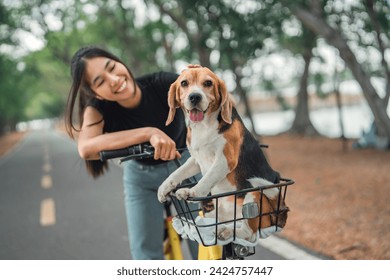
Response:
[157,65,288,242]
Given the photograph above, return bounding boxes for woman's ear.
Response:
[166,81,180,126]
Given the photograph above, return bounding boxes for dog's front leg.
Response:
[175,151,230,200]
[157,157,201,202]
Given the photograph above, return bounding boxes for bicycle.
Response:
[100,143,294,260]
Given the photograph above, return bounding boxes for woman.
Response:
[65,46,192,259]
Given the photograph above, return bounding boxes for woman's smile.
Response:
[114,79,127,94]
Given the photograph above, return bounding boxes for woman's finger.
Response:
[153,143,161,160]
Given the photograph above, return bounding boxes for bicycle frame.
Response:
[164,216,184,260]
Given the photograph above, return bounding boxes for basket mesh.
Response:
[169,178,294,247]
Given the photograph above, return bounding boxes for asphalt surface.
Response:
[0,129,307,260]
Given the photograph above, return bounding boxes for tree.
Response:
[0,55,28,133]
[259,0,320,135]
[363,0,390,107]
[147,0,272,135]
[289,28,320,135]
[0,1,28,133]
[284,0,390,140]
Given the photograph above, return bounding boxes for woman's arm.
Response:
[77,106,179,161]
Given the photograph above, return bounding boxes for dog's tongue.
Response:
[189,109,204,122]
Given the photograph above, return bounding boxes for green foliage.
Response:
[22,49,68,119]
[0,55,28,131]
[0,0,389,135]
[25,91,64,119]
[313,72,326,98]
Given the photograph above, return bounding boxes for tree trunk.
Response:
[290,3,390,139]
[235,71,259,136]
[156,1,211,68]
[365,0,390,108]
[162,36,175,72]
[290,48,319,135]
[230,58,259,136]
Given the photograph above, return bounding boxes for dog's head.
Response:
[166,64,233,126]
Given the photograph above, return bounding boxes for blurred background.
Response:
[0,0,389,145]
[1,0,390,260]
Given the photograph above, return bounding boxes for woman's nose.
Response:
[107,73,119,86]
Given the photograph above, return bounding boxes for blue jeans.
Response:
[123,151,198,260]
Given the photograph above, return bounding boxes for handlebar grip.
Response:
[99,147,137,161]
[99,143,153,161]
[99,144,186,162]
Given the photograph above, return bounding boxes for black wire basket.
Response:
[169,178,294,247]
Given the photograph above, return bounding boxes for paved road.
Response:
[0,130,130,259]
[0,129,316,260]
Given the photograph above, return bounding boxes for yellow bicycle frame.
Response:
[197,211,223,260]
[198,244,223,260]
[164,216,183,260]
[164,211,223,260]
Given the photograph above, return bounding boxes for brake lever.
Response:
[118,145,187,163]
[119,151,154,163]
[119,145,154,163]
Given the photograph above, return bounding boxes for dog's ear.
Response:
[218,78,233,124]
[166,80,180,126]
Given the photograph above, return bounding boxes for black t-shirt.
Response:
[89,71,186,165]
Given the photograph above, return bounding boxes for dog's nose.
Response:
[189,93,202,105]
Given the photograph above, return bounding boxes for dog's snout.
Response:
[189,93,202,105]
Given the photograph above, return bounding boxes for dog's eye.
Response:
[181,80,188,87]
[203,80,213,87]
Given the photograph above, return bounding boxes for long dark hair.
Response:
[65,46,136,177]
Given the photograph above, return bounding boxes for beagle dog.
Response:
[157,65,288,242]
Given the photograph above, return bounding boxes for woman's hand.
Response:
[149,130,181,161]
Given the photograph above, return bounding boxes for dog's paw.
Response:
[217,225,233,241]
[157,180,178,203]
[175,188,195,200]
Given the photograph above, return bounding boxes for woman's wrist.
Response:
[147,127,158,140]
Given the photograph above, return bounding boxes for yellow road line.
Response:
[43,163,51,172]
[41,175,52,189]
[40,198,56,226]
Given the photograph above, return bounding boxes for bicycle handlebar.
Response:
[99,143,155,162]
[99,143,269,163]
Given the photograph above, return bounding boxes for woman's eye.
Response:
[97,79,104,87]
[110,63,115,72]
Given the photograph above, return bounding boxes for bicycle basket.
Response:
[169,178,294,247]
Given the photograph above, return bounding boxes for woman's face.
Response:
[84,57,138,106]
